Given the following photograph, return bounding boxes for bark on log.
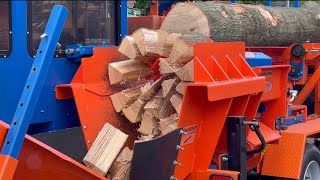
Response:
[161,1,320,46]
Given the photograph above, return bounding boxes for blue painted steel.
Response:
[159,0,176,15]
[231,0,237,3]
[288,62,304,81]
[294,0,299,8]
[65,44,94,62]
[265,0,272,6]
[121,0,128,40]
[0,1,80,135]
[276,115,305,127]
[245,52,272,67]
[1,5,68,158]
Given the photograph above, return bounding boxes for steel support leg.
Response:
[227,116,247,180]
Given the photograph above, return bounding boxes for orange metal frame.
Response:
[174,42,268,179]
[0,121,105,180]
[56,48,139,150]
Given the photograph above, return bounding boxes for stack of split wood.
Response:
[109,27,208,141]
[83,27,203,179]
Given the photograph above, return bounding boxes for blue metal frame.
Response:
[0,0,128,136]
[0,1,80,135]
[1,5,68,158]
[121,0,128,41]
[265,0,299,7]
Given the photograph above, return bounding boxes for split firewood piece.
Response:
[159,113,179,135]
[110,87,142,113]
[118,36,152,62]
[108,59,154,85]
[122,99,146,123]
[170,94,183,114]
[159,58,181,75]
[139,75,169,101]
[161,78,180,98]
[175,59,194,82]
[132,28,160,57]
[176,81,192,95]
[83,123,128,176]
[138,111,160,136]
[144,89,174,119]
[157,30,182,57]
[169,33,207,64]
[109,147,133,180]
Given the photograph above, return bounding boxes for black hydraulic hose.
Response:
[246,124,266,156]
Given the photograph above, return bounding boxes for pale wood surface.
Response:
[159,58,181,75]
[159,113,179,135]
[161,78,179,98]
[108,59,154,85]
[132,28,160,57]
[138,111,160,136]
[170,94,183,114]
[175,59,194,82]
[83,123,128,176]
[176,81,192,95]
[110,87,142,113]
[122,99,146,123]
[118,36,152,62]
[109,147,133,180]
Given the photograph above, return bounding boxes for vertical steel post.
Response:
[265,0,272,6]
[227,116,247,180]
[1,5,68,158]
[120,0,128,41]
[294,0,300,8]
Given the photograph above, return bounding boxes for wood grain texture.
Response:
[83,123,128,176]
[108,59,154,85]
[161,1,320,46]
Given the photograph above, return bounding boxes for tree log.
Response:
[161,1,320,46]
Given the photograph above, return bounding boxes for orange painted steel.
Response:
[195,169,239,180]
[0,121,105,180]
[262,119,320,179]
[56,48,139,150]
[174,42,268,179]
[261,131,306,179]
[0,155,18,180]
[150,0,159,15]
[294,65,320,106]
